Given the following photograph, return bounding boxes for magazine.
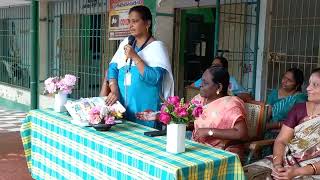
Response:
[64,97,125,126]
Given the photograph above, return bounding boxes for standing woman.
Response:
[105,5,174,129]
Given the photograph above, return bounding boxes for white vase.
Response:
[54,91,67,112]
[166,123,186,154]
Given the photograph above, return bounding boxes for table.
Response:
[21,109,245,180]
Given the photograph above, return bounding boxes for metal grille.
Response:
[218,0,259,94]
[267,0,320,91]
[47,0,117,99]
[0,5,31,89]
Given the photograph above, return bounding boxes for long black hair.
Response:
[207,66,230,96]
[213,56,228,69]
[286,67,304,91]
[129,5,152,36]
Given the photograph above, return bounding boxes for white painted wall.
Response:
[156,0,175,64]
[0,0,29,8]
[0,83,54,109]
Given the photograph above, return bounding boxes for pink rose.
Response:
[159,112,171,125]
[184,102,190,109]
[89,114,101,124]
[167,96,180,105]
[44,77,59,94]
[89,106,101,115]
[62,74,77,87]
[175,106,188,117]
[191,99,202,107]
[192,106,203,118]
[104,115,115,125]
[57,82,72,94]
[160,104,168,112]
[88,107,102,124]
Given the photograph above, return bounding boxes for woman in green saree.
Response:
[245,68,320,180]
[265,68,307,139]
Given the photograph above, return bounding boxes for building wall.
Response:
[0,83,54,109]
[267,0,320,91]
[155,0,175,63]
[0,0,269,108]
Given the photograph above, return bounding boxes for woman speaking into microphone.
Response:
[105,5,174,129]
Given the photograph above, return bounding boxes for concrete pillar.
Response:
[255,0,271,101]
[155,1,176,93]
[39,0,48,82]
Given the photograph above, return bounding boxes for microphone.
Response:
[125,35,135,62]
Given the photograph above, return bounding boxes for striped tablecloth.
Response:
[21,109,245,180]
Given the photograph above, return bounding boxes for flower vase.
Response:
[166,123,186,154]
[54,91,67,112]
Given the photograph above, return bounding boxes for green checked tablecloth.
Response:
[21,109,245,180]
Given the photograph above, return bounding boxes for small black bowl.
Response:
[91,123,115,131]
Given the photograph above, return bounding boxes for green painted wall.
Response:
[0,97,29,112]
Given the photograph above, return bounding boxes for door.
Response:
[180,8,215,88]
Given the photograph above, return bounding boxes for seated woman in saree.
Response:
[191,66,249,158]
[137,66,249,157]
[265,67,307,139]
[244,68,320,180]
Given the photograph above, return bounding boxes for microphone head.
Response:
[128,35,135,45]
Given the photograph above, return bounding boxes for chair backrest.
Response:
[244,100,268,140]
[184,86,200,101]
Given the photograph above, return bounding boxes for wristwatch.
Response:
[208,129,214,136]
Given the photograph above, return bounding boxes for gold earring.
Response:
[216,91,220,95]
[146,27,149,33]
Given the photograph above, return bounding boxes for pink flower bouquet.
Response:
[44,74,77,94]
[159,96,203,125]
[88,106,123,125]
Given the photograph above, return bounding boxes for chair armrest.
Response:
[245,139,275,165]
[248,139,275,151]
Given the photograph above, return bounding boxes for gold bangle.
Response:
[308,163,317,175]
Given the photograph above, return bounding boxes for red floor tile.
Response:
[0,132,33,180]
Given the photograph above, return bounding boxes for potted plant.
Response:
[44,74,77,112]
[159,96,203,153]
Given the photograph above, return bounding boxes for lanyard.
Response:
[127,35,152,72]
[125,35,151,108]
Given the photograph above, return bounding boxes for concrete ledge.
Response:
[0,83,54,109]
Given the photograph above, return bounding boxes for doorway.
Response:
[179,8,215,87]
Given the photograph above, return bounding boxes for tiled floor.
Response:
[0,106,32,180]
[0,107,26,133]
